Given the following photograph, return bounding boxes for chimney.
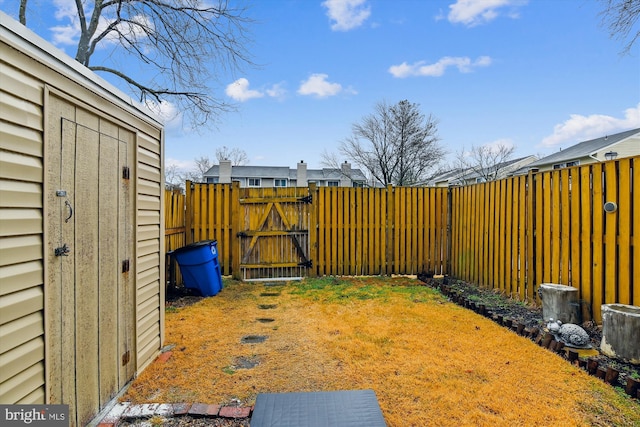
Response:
[219,160,232,183]
[296,160,307,187]
[340,161,351,187]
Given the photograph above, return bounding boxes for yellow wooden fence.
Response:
[450,156,638,321]
[164,183,449,278]
[164,156,638,322]
[315,186,448,276]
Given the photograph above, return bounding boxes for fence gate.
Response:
[237,186,313,281]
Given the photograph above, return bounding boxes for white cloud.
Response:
[297,74,344,98]
[541,104,640,147]
[389,56,492,78]
[448,0,527,27]
[484,138,515,152]
[50,23,80,45]
[50,0,82,45]
[226,79,288,101]
[322,0,371,31]
[226,78,265,102]
[265,82,288,99]
[144,99,183,129]
[49,1,152,47]
[53,0,79,21]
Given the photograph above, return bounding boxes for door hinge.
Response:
[122,351,130,366]
[298,195,313,204]
[122,259,130,273]
[122,166,131,180]
[298,260,313,268]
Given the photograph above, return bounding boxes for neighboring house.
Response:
[521,128,640,173]
[204,160,368,187]
[428,155,538,187]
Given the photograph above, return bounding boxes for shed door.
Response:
[45,95,135,426]
[238,187,312,281]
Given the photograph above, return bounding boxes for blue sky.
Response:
[3,0,639,173]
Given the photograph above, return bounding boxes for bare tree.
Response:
[18,0,253,128]
[453,142,515,184]
[191,156,213,182]
[164,163,182,188]
[599,0,640,55]
[323,100,444,186]
[215,146,249,165]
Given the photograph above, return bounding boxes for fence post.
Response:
[385,185,394,275]
[185,180,193,245]
[526,171,535,302]
[446,187,452,275]
[231,181,242,280]
[308,183,318,278]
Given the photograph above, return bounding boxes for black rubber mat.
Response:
[250,389,386,427]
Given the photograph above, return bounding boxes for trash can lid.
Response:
[172,240,217,255]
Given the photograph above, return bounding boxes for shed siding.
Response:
[136,129,164,370]
[2,13,164,425]
[0,56,45,404]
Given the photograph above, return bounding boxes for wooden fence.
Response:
[165,183,449,278]
[449,157,638,321]
[164,156,638,322]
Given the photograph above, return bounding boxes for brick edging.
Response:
[97,402,253,426]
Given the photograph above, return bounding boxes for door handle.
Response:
[64,200,73,223]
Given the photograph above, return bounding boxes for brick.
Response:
[157,351,173,363]
[172,403,192,415]
[189,403,220,416]
[219,406,251,418]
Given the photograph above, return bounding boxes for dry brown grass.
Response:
[123,277,640,426]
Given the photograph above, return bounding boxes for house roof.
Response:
[204,164,368,182]
[526,127,640,168]
[429,155,537,184]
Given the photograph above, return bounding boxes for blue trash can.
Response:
[172,240,223,296]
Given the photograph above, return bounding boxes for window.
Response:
[327,181,339,187]
[553,160,580,170]
[352,181,365,188]
[274,179,287,187]
[248,178,261,187]
[207,177,219,183]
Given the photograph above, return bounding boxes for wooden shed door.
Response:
[238,187,312,280]
[45,96,136,426]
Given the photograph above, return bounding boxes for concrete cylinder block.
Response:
[600,304,640,365]
[538,283,581,324]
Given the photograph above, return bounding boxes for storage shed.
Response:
[0,12,165,426]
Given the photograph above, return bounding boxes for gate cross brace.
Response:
[240,201,310,266]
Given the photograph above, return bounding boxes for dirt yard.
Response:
[122,277,639,426]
